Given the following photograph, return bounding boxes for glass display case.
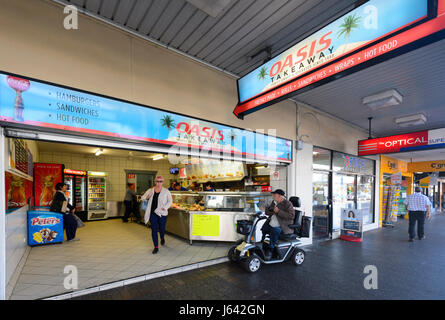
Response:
[168,192,273,243]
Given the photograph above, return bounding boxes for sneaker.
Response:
[408,238,414,242]
[68,238,80,242]
[418,236,426,240]
[161,239,165,246]
[152,248,159,254]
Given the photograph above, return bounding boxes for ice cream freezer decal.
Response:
[27,211,64,246]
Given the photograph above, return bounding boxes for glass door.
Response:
[332,173,356,231]
[312,171,331,240]
[357,175,375,224]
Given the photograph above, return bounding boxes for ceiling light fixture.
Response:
[362,89,403,110]
[394,113,427,127]
[152,154,164,161]
[95,148,104,156]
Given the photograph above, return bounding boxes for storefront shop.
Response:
[379,156,413,227]
[312,147,377,240]
[409,160,445,211]
[0,71,292,299]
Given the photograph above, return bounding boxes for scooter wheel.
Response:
[242,254,262,273]
[228,246,238,262]
[292,249,305,266]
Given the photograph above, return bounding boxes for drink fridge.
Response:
[64,169,88,222]
[87,171,108,220]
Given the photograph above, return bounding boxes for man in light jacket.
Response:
[141,176,173,254]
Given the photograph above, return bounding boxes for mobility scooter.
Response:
[228,197,307,273]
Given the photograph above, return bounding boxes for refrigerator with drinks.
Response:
[64,169,88,221]
[87,171,108,220]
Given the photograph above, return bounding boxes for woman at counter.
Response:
[142,176,173,254]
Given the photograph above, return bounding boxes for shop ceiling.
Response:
[56,0,358,76]
[35,140,158,159]
[389,149,445,163]
[293,39,445,138]
[54,0,444,138]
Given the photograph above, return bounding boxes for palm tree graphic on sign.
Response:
[337,14,362,54]
[257,66,268,81]
[160,115,176,131]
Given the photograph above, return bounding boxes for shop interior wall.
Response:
[0,0,298,143]
[5,139,39,292]
[38,151,177,202]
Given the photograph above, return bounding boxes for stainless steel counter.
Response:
[166,208,255,244]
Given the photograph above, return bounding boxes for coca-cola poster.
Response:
[33,163,63,207]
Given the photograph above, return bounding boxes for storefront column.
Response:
[0,127,6,300]
[294,142,313,245]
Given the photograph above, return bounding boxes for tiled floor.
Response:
[9,219,231,300]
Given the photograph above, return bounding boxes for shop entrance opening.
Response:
[4,135,288,300]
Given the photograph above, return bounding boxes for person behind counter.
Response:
[168,181,177,191]
[50,182,79,242]
[142,176,173,254]
[174,182,189,191]
[123,183,140,223]
[204,182,215,192]
[188,181,200,191]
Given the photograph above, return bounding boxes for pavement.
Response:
[73,212,445,300]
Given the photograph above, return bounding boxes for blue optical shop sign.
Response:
[0,73,292,163]
[234,0,438,118]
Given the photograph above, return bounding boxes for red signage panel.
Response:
[358,131,429,156]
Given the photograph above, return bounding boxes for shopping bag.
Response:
[299,214,312,238]
[73,213,86,228]
[61,201,68,213]
[141,200,148,211]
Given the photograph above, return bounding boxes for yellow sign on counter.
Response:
[192,214,219,237]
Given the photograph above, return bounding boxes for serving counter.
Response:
[167,191,272,244]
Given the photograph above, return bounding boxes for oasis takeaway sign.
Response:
[234,0,445,118]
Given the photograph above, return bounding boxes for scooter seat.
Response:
[279,233,298,240]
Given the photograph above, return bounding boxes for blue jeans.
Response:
[263,225,282,249]
[149,214,167,247]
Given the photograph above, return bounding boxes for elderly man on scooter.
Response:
[263,189,295,260]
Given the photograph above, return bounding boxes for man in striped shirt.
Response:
[404,187,432,242]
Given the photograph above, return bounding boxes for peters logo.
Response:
[31,217,60,226]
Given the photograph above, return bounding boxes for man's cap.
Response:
[271,189,285,196]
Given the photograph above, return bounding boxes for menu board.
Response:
[184,158,245,182]
[7,138,33,177]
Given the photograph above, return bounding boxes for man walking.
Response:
[404,186,431,242]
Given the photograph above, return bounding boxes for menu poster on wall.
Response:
[0,74,292,163]
[7,138,33,177]
[5,171,33,213]
[33,163,63,207]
